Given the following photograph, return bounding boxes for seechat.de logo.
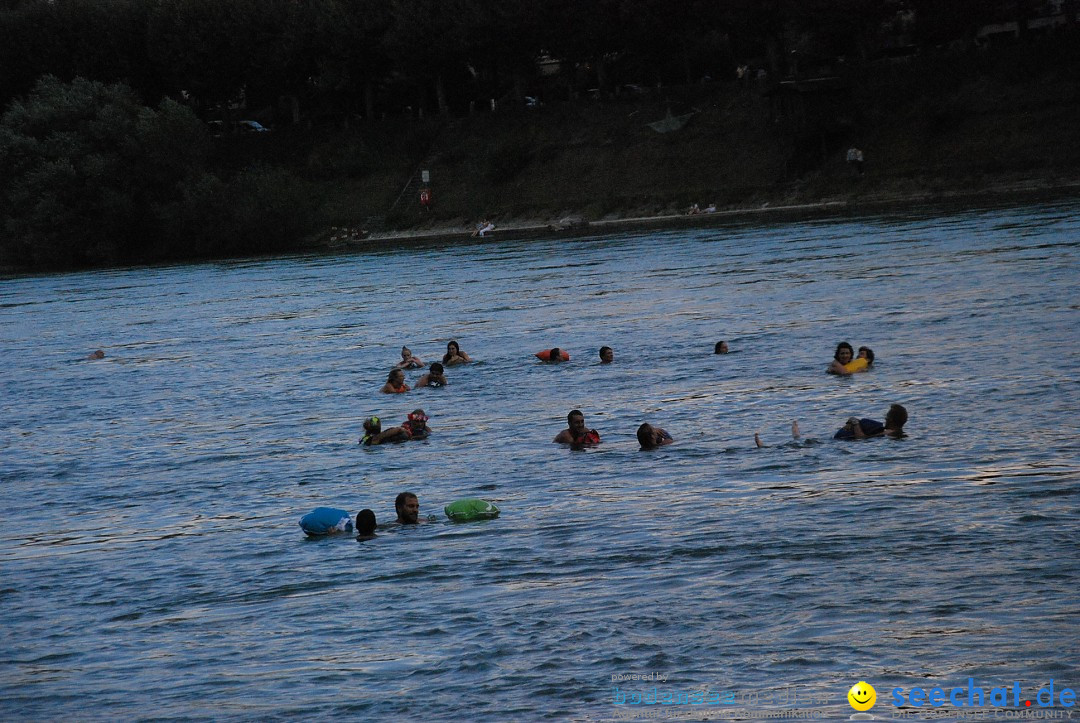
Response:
[848,681,877,711]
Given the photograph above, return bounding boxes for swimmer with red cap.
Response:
[401,409,430,440]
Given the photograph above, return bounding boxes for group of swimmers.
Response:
[380,341,470,393]
[349,491,434,540]
[363,340,475,445]
[362,337,906,453]
[360,410,430,445]
[827,341,875,376]
[318,338,907,540]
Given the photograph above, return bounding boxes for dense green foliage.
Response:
[0,76,319,268]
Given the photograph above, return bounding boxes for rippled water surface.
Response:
[2,202,1078,720]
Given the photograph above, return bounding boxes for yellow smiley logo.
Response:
[848,681,877,711]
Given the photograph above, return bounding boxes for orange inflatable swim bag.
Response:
[535,349,570,361]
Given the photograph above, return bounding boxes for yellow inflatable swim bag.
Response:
[843,357,868,373]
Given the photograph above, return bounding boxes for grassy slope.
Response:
[303,61,1080,238]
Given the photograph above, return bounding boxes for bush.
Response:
[0,75,207,268]
[1,75,326,269]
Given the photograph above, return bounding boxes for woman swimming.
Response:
[381,368,410,394]
[827,342,855,375]
[395,346,425,369]
[442,340,472,366]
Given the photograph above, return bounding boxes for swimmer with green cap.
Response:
[359,416,410,445]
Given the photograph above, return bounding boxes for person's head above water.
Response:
[858,346,875,365]
[599,346,613,363]
[714,340,729,354]
[447,340,460,355]
[387,369,405,385]
[637,422,672,450]
[401,346,413,360]
[637,423,658,449]
[833,342,854,363]
[395,491,420,524]
[554,408,599,445]
[885,403,907,431]
[407,409,429,432]
[429,362,445,376]
[567,409,585,432]
[363,416,381,434]
[355,509,377,536]
[549,347,562,361]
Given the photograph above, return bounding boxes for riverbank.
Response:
[327,173,1080,250]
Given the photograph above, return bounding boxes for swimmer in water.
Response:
[827,342,855,375]
[401,409,430,440]
[442,340,472,366]
[637,423,674,450]
[381,368,410,394]
[87,349,105,360]
[538,347,566,363]
[553,409,601,446]
[393,491,435,524]
[755,421,801,447]
[359,416,410,445]
[714,340,729,354]
[355,509,377,540]
[414,362,447,388]
[857,346,875,367]
[834,404,907,440]
[599,346,614,364]
[395,346,425,369]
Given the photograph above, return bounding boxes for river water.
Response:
[1,201,1078,721]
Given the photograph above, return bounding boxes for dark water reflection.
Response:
[1,202,1078,719]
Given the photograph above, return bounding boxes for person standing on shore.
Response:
[846,147,864,175]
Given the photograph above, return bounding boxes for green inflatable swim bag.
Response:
[444,498,500,522]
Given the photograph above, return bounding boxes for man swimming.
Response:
[414,362,447,387]
[834,404,907,439]
[599,346,614,364]
[637,423,673,450]
[553,409,601,446]
[393,492,435,524]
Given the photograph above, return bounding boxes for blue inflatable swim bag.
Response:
[444,498,500,522]
[299,507,353,536]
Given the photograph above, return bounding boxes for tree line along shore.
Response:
[2,11,1079,270]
